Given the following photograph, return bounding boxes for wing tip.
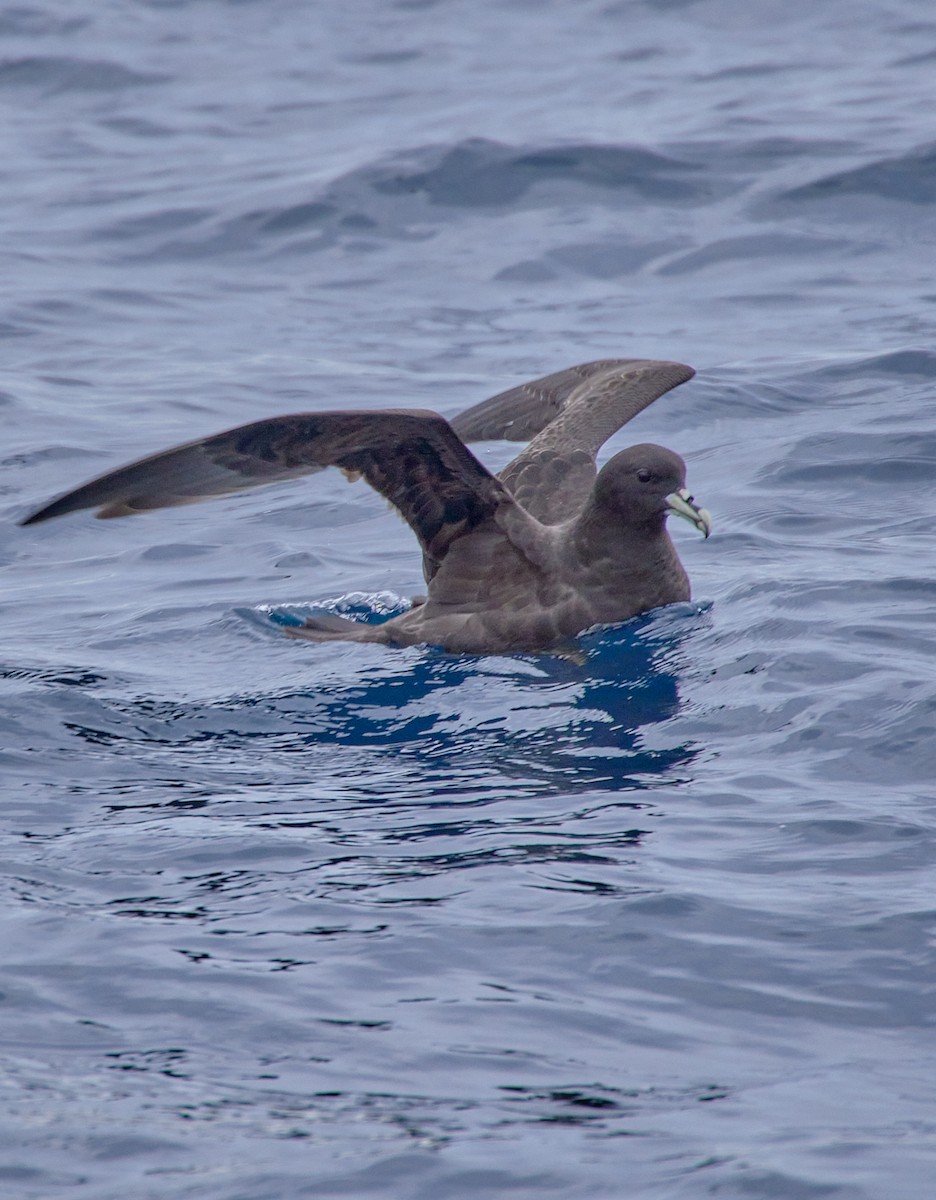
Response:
[673,361,696,384]
[604,358,695,383]
[18,500,71,527]
[18,493,141,525]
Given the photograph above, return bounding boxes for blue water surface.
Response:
[3,1,936,1197]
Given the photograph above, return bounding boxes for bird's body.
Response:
[299,444,696,653]
[20,359,711,655]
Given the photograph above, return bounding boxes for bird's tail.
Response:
[284,612,380,643]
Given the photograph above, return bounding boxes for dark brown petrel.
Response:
[20,359,711,654]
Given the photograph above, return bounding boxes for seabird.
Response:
[19,359,711,654]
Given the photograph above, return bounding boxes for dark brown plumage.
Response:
[19,359,710,654]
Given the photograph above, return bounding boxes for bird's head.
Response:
[594,444,711,538]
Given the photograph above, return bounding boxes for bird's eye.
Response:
[636,468,652,483]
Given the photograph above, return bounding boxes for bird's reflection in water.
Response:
[62,600,709,806]
[252,598,707,796]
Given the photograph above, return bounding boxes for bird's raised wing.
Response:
[451,359,695,523]
[19,409,511,568]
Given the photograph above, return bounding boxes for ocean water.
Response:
[3,1,936,1197]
